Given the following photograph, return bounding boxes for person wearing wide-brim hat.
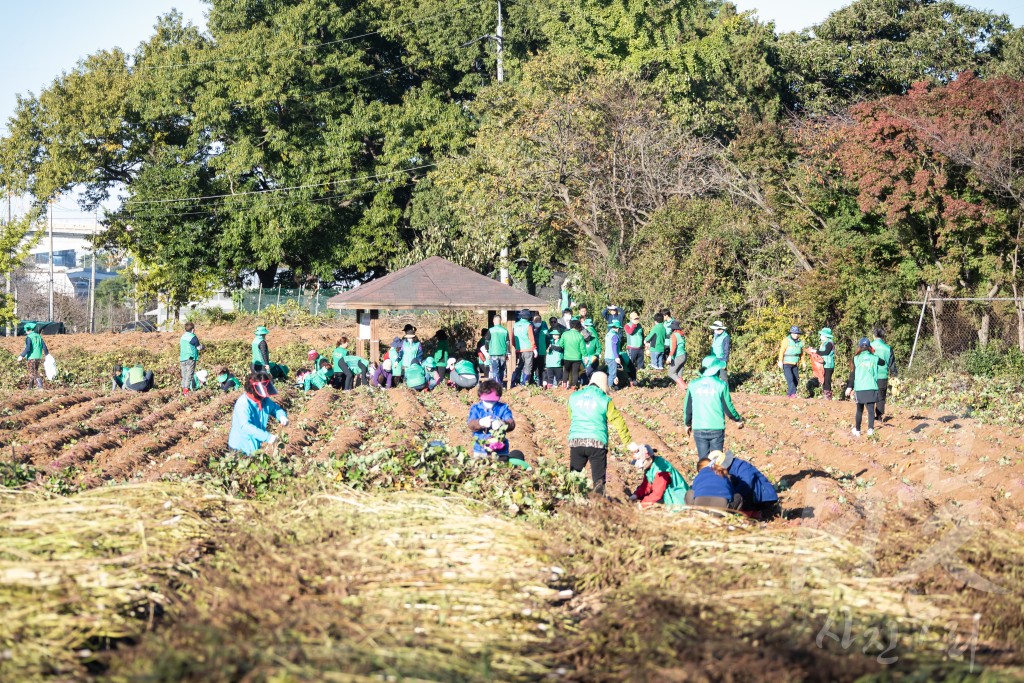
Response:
[806,328,836,400]
[709,320,731,383]
[566,371,640,495]
[16,321,49,389]
[251,326,271,373]
[777,325,807,398]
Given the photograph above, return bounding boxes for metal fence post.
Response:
[276,287,281,306]
[908,286,930,370]
[256,287,262,313]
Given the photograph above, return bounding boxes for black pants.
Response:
[856,402,876,431]
[563,360,583,388]
[125,371,154,392]
[544,367,563,386]
[876,379,889,418]
[685,490,743,509]
[570,446,607,494]
[628,347,644,375]
[807,368,834,397]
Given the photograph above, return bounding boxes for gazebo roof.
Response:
[326,256,550,311]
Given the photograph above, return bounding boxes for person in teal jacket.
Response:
[567,371,639,494]
[179,322,204,395]
[710,320,731,382]
[17,322,49,389]
[847,337,887,437]
[544,328,564,388]
[629,445,689,507]
[683,359,744,459]
[304,359,334,392]
[806,328,836,400]
[228,372,289,455]
[871,328,897,423]
[395,325,423,382]
[778,326,806,398]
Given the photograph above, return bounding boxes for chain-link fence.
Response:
[905,296,1024,374]
[234,288,342,316]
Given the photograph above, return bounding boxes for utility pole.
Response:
[48,200,54,321]
[88,212,97,333]
[4,193,11,337]
[496,0,509,284]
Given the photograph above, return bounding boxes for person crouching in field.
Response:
[847,337,886,437]
[685,457,742,510]
[709,450,779,518]
[304,359,334,392]
[629,445,689,507]
[468,380,518,462]
[228,372,289,455]
[449,356,480,390]
[216,367,241,391]
[113,363,154,392]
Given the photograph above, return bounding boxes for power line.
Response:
[107,1,479,73]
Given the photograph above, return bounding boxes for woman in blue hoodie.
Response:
[685,457,742,509]
[228,372,289,455]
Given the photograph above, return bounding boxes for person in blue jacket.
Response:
[228,372,289,455]
[467,380,517,460]
[710,450,778,518]
[685,457,742,510]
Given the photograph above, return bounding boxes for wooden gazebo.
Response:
[326,257,549,385]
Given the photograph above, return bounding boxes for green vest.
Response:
[546,341,563,367]
[306,367,331,390]
[432,340,450,367]
[560,329,585,361]
[584,336,600,359]
[685,375,735,431]
[331,346,348,373]
[626,325,644,348]
[872,339,892,380]
[513,320,533,351]
[783,336,804,364]
[854,351,881,392]
[488,326,509,356]
[670,332,686,361]
[400,340,421,368]
[25,332,45,360]
[454,359,477,376]
[647,456,690,506]
[819,340,835,369]
[647,323,666,353]
[568,385,612,444]
[344,355,368,372]
[252,336,267,365]
[127,365,146,384]
[536,325,549,356]
[179,332,199,362]
[712,332,730,361]
[405,363,427,387]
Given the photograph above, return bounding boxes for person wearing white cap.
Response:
[567,371,639,494]
[602,303,626,328]
[629,445,689,507]
[683,359,744,459]
[709,321,731,382]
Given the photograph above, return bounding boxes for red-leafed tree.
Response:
[822,74,1024,347]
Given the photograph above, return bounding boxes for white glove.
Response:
[479,416,493,428]
[265,434,278,445]
[16,356,24,362]
[279,415,289,427]
[491,419,505,430]
[777,361,783,369]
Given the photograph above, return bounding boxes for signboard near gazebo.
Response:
[327,257,550,386]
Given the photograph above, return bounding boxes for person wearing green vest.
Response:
[179,322,204,396]
[344,354,370,388]
[512,310,537,387]
[629,445,689,507]
[807,328,836,400]
[623,312,645,383]
[124,363,154,392]
[871,328,897,423]
[329,336,355,389]
[560,319,586,388]
[567,371,640,494]
[533,315,549,385]
[432,330,451,380]
[17,322,49,389]
[560,275,574,318]
[252,326,271,373]
[405,361,429,392]
[710,320,731,383]
[304,359,334,392]
[581,325,601,383]
[777,326,806,398]
[450,356,480,390]
[543,328,564,388]
[645,313,667,370]
[666,321,688,389]
[216,366,242,392]
[661,308,674,331]
[487,316,510,385]
[683,359,745,460]
[394,325,423,383]
[846,337,887,436]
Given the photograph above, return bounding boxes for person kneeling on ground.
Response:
[685,457,742,510]
[304,359,334,392]
[405,361,429,392]
[228,372,289,455]
[216,366,242,391]
[113,363,154,392]
[449,357,480,390]
[709,450,778,518]
[467,380,521,464]
[629,445,689,507]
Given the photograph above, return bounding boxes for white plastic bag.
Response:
[43,354,58,381]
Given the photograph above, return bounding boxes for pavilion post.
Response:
[370,309,380,363]
[355,308,365,359]
[504,311,514,390]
